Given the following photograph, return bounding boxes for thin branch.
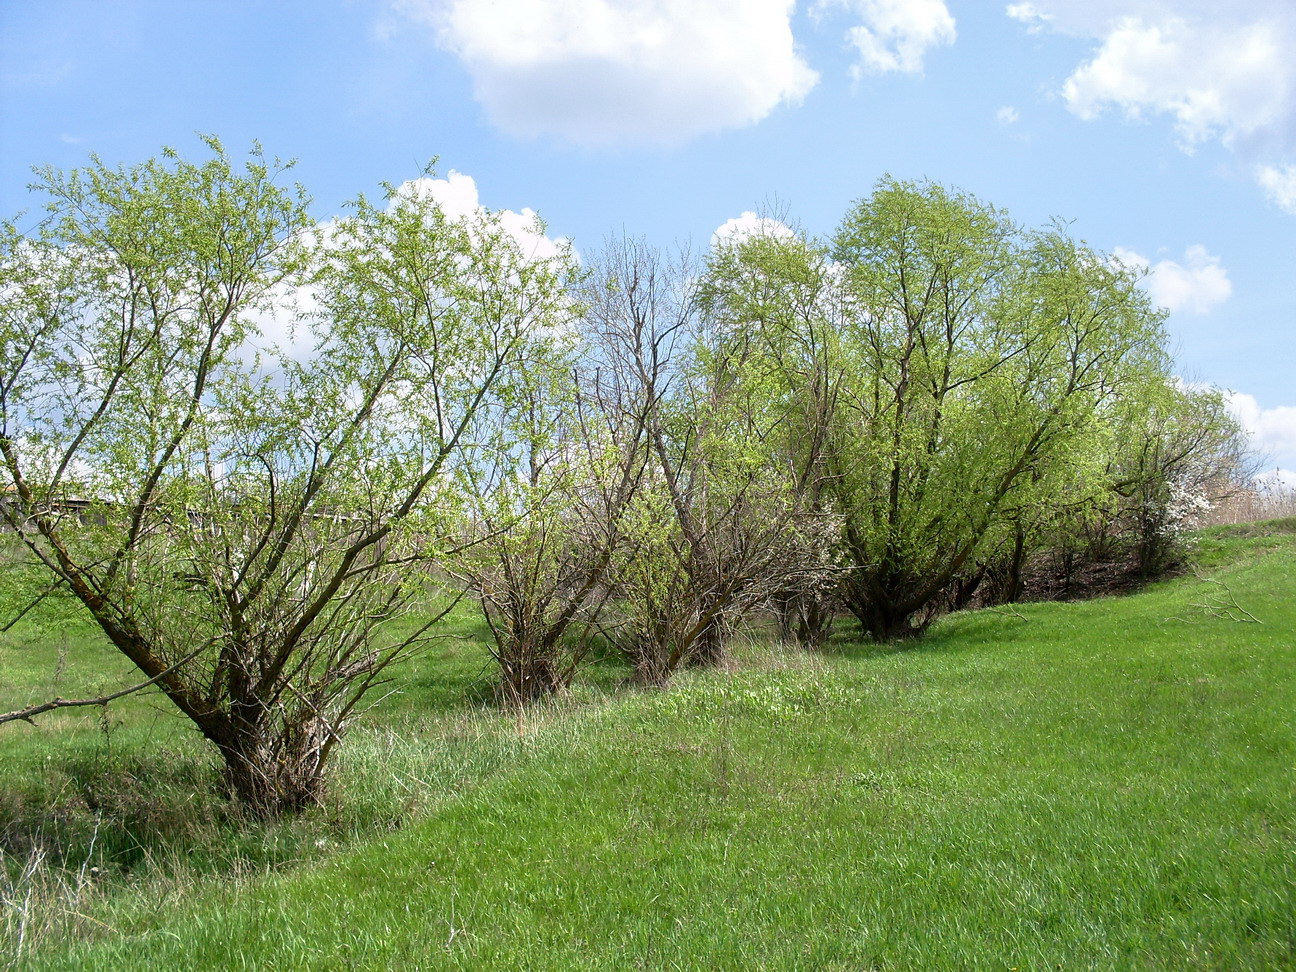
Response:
[0,646,206,727]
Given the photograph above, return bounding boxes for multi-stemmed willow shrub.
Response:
[1094,382,1248,577]
[0,142,579,814]
[702,178,1228,639]
[584,238,829,682]
[701,227,848,647]
[453,342,647,704]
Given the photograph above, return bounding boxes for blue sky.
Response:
[2,0,1292,474]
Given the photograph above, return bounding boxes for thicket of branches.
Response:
[0,144,1249,814]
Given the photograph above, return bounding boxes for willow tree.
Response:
[827,180,1171,638]
[702,180,1172,640]
[454,331,648,704]
[0,144,578,813]
[1107,381,1249,574]
[701,226,847,647]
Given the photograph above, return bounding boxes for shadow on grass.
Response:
[807,601,1046,664]
[0,744,263,879]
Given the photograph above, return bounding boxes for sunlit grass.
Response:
[4,525,1294,969]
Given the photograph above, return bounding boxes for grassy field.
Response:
[3,524,1294,969]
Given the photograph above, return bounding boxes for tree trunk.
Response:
[687,609,731,668]
[794,593,834,649]
[774,590,835,649]
[1006,528,1027,603]
[845,589,924,642]
[215,728,329,818]
[773,591,797,645]
[949,568,985,611]
[497,650,566,705]
[631,647,673,688]
[843,572,927,642]
[858,607,924,642]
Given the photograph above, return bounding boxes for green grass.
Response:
[4,527,1295,969]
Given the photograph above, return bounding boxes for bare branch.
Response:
[0,646,205,727]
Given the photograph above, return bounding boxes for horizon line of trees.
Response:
[0,140,1249,815]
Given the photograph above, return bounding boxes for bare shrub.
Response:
[586,238,824,683]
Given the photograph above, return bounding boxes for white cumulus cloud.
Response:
[711,212,797,248]
[393,0,818,146]
[393,170,569,262]
[1111,244,1232,315]
[1225,391,1296,469]
[1256,163,1296,215]
[1061,16,1286,152]
[1005,3,1049,31]
[996,105,1020,125]
[821,0,956,77]
[1005,1,1296,212]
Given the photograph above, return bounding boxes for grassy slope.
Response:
[12,527,1296,970]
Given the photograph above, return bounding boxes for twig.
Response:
[1165,572,1263,625]
[0,576,69,632]
[985,605,1029,621]
[1199,576,1263,624]
[0,647,205,727]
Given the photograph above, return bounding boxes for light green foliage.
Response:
[605,477,694,674]
[830,181,1169,636]
[994,375,1248,590]
[299,172,581,548]
[1,137,308,506]
[703,228,849,644]
[0,145,581,812]
[705,179,1176,638]
[1109,382,1248,570]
